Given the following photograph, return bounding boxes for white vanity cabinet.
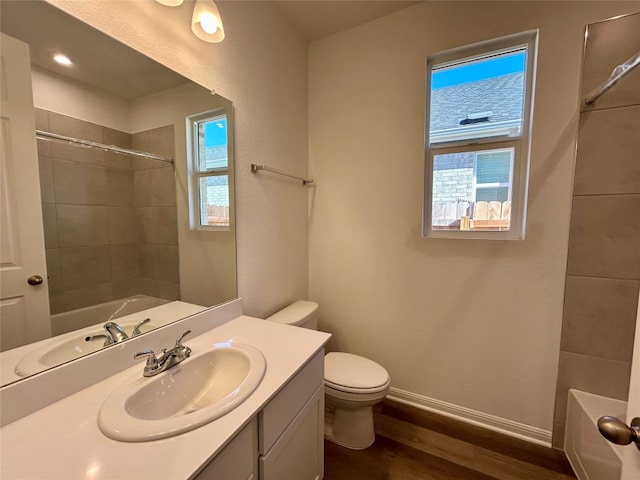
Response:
[258,350,325,480]
[195,349,325,480]
[195,418,258,480]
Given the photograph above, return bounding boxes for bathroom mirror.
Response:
[0,1,237,386]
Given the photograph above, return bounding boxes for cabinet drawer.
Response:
[194,418,258,480]
[259,385,324,480]
[259,349,323,454]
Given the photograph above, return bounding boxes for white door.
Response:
[620,291,640,479]
[0,33,51,351]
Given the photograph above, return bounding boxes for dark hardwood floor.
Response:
[324,399,577,480]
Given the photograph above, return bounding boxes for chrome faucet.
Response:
[131,318,151,336]
[85,318,151,347]
[85,321,129,347]
[134,330,192,377]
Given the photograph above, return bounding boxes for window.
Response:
[423,31,537,239]
[187,108,232,230]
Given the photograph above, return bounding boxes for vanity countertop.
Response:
[0,315,331,480]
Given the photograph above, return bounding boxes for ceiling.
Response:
[276,1,420,42]
[0,1,419,101]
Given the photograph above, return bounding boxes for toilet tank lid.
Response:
[266,300,318,326]
[325,352,389,390]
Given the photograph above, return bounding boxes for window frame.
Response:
[423,30,538,240]
[186,106,233,231]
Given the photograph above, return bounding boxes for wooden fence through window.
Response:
[432,200,511,231]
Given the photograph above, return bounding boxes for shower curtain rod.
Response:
[35,130,174,164]
[584,51,640,105]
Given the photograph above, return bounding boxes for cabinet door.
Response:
[195,418,258,480]
[260,386,324,480]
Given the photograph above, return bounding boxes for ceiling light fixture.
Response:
[53,53,72,66]
[191,0,225,43]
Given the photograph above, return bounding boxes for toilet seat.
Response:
[324,352,390,394]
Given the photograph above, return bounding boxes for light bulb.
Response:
[191,0,225,43]
[199,12,218,34]
[53,53,72,66]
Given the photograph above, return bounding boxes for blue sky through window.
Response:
[432,51,525,89]
[204,117,227,147]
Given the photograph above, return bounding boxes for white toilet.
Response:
[266,300,390,450]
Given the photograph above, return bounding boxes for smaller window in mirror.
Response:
[187,108,230,230]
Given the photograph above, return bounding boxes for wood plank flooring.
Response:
[324,399,577,480]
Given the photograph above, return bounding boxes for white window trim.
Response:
[186,107,231,231]
[423,30,538,240]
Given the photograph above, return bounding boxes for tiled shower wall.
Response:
[552,12,640,447]
[35,109,179,326]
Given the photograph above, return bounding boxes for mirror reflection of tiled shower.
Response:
[553,12,640,447]
[35,110,179,325]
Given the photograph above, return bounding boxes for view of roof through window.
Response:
[429,49,526,144]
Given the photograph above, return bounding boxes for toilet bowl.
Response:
[266,300,390,450]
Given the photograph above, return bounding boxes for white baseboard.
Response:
[386,387,552,448]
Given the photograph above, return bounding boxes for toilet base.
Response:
[324,403,376,450]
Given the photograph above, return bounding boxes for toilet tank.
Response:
[266,300,318,330]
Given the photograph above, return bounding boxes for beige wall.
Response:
[48,0,310,316]
[308,1,639,440]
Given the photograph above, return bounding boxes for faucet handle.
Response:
[175,330,191,347]
[134,349,159,369]
[132,318,151,336]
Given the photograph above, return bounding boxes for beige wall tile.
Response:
[49,142,105,166]
[108,207,139,244]
[561,275,640,361]
[36,137,51,157]
[58,246,112,290]
[45,249,62,293]
[153,281,180,301]
[147,125,175,159]
[103,127,131,149]
[34,108,49,130]
[49,282,113,317]
[150,166,176,206]
[582,13,640,111]
[48,112,103,142]
[57,205,109,247]
[52,160,108,205]
[103,128,133,170]
[155,245,179,283]
[554,351,631,425]
[574,106,640,195]
[134,170,152,206]
[137,207,153,243]
[567,195,640,279]
[110,245,141,281]
[152,207,178,245]
[139,244,156,279]
[38,156,55,204]
[112,277,146,299]
[107,168,134,206]
[47,113,105,166]
[41,203,58,249]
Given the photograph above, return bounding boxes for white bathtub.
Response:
[51,295,170,336]
[565,389,627,480]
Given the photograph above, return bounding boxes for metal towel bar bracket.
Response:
[250,163,314,185]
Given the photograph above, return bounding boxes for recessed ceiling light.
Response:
[53,53,72,66]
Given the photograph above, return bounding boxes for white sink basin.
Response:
[15,321,158,377]
[98,342,266,441]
